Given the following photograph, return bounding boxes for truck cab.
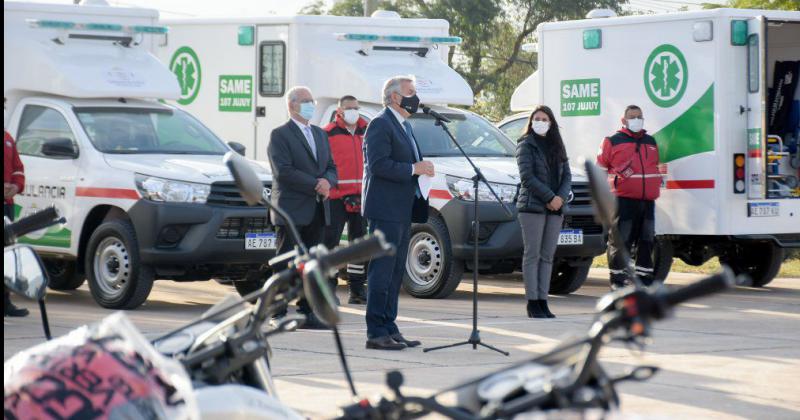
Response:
[5,1,275,309]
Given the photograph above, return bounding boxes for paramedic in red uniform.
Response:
[323,95,368,304]
[597,105,662,289]
[5,108,30,317]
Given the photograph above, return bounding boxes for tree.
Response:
[703,0,800,10]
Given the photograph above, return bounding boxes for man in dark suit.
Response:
[362,76,435,350]
[268,86,337,329]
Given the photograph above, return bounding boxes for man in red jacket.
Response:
[597,105,661,289]
[323,95,368,304]
[4,123,30,317]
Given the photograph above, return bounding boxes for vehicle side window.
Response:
[16,105,77,158]
[499,117,528,142]
[259,41,285,97]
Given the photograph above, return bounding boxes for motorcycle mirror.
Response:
[582,158,617,229]
[302,260,340,327]
[224,151,265,206]
[4,245,49,301]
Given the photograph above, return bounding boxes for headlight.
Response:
[135,174,210,203]
[446,175,517,203]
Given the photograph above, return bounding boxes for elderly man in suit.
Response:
[268,86,337,329]
[362,76,435,350]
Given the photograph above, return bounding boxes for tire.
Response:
[549,262,591,295]
[43,259,85,290]
[720,242,784,287]
[652,237,674,283]
[85,219,154,309]
[403,216,464,299]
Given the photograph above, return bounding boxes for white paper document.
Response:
[418,175,433,199]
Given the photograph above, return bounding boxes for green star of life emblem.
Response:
[169,46,202,105]
[644,44,688,108]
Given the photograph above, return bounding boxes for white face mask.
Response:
[342,109,360,125]
[532,120,550,136]
[627,118,644,133]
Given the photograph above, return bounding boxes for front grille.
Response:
[564,215,603,235]
[216,217,273,239]
[208,181,271,207]
[569,182,592,207]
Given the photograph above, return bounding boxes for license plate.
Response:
[558,229,583,245]
[245,233,277,250]
[748,202,779,218]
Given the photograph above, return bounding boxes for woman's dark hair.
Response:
[523,105,568,162]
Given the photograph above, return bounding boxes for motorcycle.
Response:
[333,159,745,419]
[4,152,394,419]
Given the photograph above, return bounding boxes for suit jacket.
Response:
[267,120,337,226]
[362,108,429,224]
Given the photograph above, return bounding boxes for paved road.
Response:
[4,269,800,419]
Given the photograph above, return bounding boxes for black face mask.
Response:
[399,94,420,114]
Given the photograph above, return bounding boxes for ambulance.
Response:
[4,1,275,310]
[156,11,607,298]
[505,8,800,286]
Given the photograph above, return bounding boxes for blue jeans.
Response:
[365,219,410,339]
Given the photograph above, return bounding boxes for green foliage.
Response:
[703,0,800,10]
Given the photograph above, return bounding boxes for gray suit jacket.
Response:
[267,120,337,226]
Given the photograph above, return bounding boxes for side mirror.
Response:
[224,151,264,206]
[301,260,340,327]
[41,137,78,159]
[228,141,246,156]
[4,245,48,301]
[583,158,617,229]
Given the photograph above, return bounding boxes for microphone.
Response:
[421,105,451,123]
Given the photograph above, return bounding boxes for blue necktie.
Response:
[402,121,421,162]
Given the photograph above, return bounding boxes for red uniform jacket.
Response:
[324,115,367,200]
[4,131,25,206]
[596,128,661,201]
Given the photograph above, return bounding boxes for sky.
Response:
[17,0,711,19]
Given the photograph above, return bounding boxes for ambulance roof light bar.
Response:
[335,33,462,45]
[27,19,169,35]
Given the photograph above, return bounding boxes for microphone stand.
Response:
[423,112,512,356]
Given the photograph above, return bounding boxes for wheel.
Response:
[403,216,464,299]
[652,237,674,282]
[85,219,154,309]
[43,259,85,290]
[720,242,784,287]
[548,262,591,295]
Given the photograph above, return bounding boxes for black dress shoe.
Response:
[538,299,555,318]
[298,311,329,330]
[4,303,29,318]
[366,336,406,351]
[391,334,421,348]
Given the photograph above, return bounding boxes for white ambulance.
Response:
[156,12,608,298]
[503,8,800,286]
[5,1,275,310]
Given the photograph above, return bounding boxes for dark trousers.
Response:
[365,218,410,339]
[274,202,325,314]
[608,197,655,286]
[323,199,367,288]
[5,203,14,307]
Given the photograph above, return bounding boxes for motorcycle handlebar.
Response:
[318,230,395,271]
[4,206,62,247]
[656,266,735,312]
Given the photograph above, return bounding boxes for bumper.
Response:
[128,200,276,275]
[438,199,606,261]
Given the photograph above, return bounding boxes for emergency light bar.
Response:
[336,33,462,45]
[27,19,168,34]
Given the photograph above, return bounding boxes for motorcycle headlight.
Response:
[135,174,210,204]
[446,175,517,203]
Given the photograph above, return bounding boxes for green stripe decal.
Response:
[653,84,714,163]
[13,204,72,248]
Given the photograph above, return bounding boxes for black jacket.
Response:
[515,134,571,213]
[267,120,338,226]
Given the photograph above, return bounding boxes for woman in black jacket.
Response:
[515,105,571,319]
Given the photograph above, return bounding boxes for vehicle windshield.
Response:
[407,112,515,157]
[75,107,229,155]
